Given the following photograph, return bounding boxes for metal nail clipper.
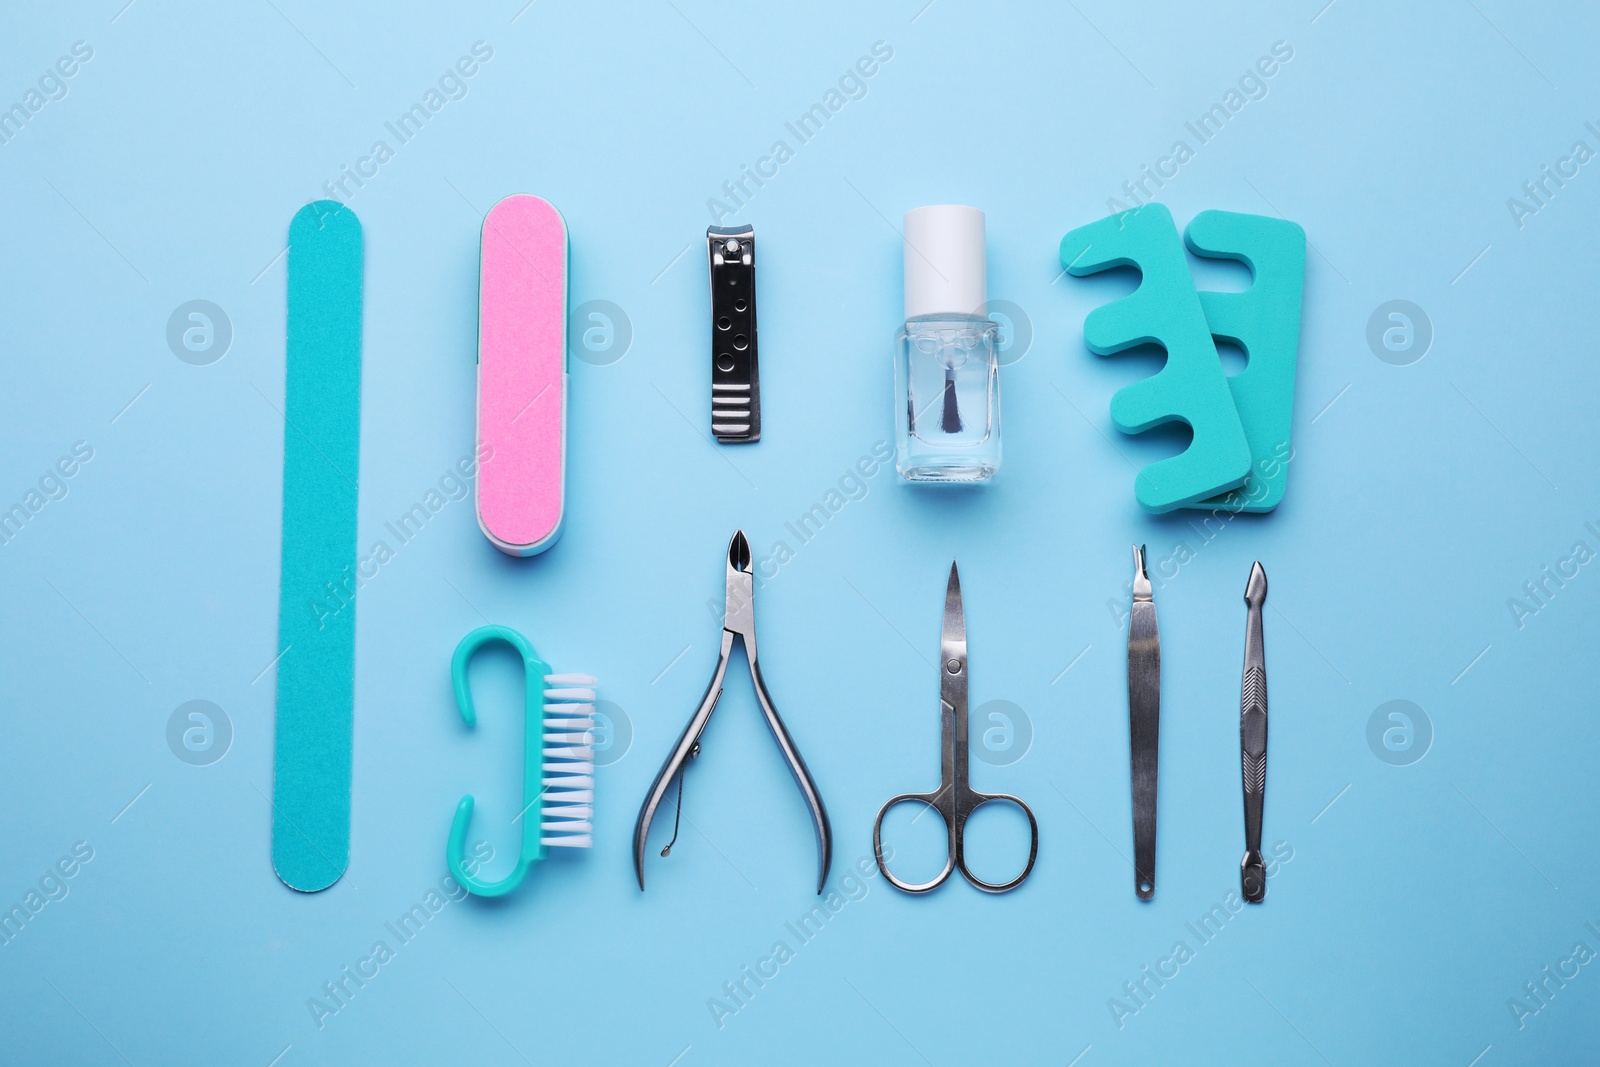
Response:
[1239,562,1269,903]
[873,562,1038,894]
[707,226,760,443]
[1128,545,1160,900]
[633,531,831,892]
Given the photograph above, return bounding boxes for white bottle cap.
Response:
[903,205,986,320]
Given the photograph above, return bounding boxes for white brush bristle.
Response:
[541,674,597,848]
[543,761,594,775]
[544,731,595,745]
[542,804,592,819]
[543,834,592,848]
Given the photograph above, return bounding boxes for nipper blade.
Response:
[723,530,755,640]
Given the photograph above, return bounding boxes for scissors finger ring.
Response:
[873,790,956,894]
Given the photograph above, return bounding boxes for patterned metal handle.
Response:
[1240,562,1268,904]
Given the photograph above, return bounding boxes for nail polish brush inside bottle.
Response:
[894,205,1001,482]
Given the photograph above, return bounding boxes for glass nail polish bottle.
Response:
[894,205,1001,482]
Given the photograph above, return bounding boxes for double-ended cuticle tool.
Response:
[1239,562,1269,903]
[1128,545,1160,900]
[633,531,831,892]
[874,562,1037,893]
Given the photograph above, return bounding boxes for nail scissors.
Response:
[633,530,832,892]
[873,562,1038,894]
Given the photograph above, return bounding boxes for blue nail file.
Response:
[272,201,363,893]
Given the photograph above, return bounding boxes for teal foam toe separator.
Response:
[272,201,363,893]
[1061,204,1251,512]
[1186,210,1306,514]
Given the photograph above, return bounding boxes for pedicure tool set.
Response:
[264,196,1293,908]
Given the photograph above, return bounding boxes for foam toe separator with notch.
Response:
[1060,203,1250,513]
[1184,209,1306,514]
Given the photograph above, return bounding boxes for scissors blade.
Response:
[941,560,966,702]
[1128,545,1160,901]
[941,561,968,801]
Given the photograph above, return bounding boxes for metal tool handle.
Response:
[1128,596,1160,901]
[954,791,1038,894]
[874,787,1038,894]
[1240,667,1267,902]
[632,632,732,890]
[746,653,832,894]
[873,791,955,894]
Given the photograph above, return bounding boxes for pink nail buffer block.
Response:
[476,194,568,556]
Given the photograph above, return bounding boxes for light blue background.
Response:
[2,1,1597,1064]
